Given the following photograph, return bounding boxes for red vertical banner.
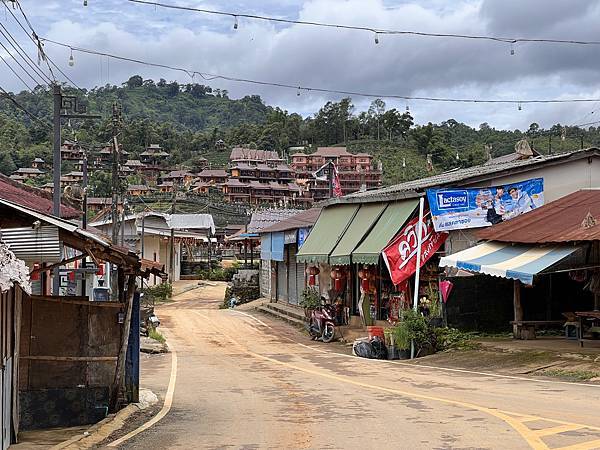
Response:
[332,164,343,197]
[382,212,447,285]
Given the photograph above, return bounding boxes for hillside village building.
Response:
[291,147,383,201]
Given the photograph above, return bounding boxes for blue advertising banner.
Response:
[427,178,544,232]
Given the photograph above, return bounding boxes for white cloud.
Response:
[5,0,600,130]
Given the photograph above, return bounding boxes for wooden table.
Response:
[575,311,600,347]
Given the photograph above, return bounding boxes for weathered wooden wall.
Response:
[19,295,123,429]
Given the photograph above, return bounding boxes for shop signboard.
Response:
[426,178,544,232]
[382,213,448,285]
[298,228,310,248]
[284,229,297,244]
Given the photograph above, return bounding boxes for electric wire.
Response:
[0,84,51,127]
[128,0,600,47]
[6,1,56,81]
[0,51,33,90]
[0,36,45,87]
[39,37,600,105]
[0,22,52,84]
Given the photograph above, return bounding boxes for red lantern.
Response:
[31,263,40,281]
[330,267,344,291]
[306,266,320,286]
[96,262,104,276]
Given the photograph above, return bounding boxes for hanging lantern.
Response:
[358,267,371,292]
[330,267,344,291]
[31,263,40,281]
[96,262,104,276]
[306,266,320,286]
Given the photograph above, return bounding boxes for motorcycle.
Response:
[306,302,338,343]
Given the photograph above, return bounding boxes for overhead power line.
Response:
[0,22,52,84]
[3,1,81,89]
[0,84,51,127]
[40,37,600,106]
[128,0,600,48]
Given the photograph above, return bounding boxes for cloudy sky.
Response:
[6,0,600,129]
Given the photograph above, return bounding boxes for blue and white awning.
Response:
[439,241,582,285]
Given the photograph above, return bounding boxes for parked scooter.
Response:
[306,301,338,343]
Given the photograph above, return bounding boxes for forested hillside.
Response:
[1,75,599,189]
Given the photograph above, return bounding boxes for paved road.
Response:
[116,286,600,449]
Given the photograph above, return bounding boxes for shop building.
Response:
[295,193,429,327]
[259,208,321,304]
[442,189,600,342]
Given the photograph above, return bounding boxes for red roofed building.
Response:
[291,147,382,200]
[0,174,80,219]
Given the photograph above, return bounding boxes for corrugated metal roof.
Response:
[167,214,215,234]
[1,226,61,262]
[347,148,600,200]
[478,189,600,243]
[247,209,303,233]
[261,208,322,233]
[0,174,81,219]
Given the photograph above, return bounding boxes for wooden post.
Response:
[110,275,136,411]
[513,280,523,339]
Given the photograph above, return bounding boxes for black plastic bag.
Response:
[370,336,388,360]
[353,340,377,359]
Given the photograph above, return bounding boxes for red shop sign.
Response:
[382,212,448,285]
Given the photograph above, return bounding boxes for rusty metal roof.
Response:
[0,174,80,219]
[478,190,600,243]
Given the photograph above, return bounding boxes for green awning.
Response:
[329,203,387,266]
[352,199,419,265]
[296,204,359,264]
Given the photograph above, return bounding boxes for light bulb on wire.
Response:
[233,15,238,30]
[518,102,522,111]
[510,42,515,55]
[374,33,379,45]
[68,49,74,67]
[83,0,88,5]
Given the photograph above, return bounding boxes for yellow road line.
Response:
[535,424,585,437]
[554,439,600,450]
[204,310,600,450]
[107,351,178,447]
[196,312,552,449]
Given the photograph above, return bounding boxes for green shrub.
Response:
[142,282,172,303]
[299,287,321,310]
[390,310,474,355]
[148,327,166,343]
[197,266,238,281]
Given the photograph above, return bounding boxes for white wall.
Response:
[462,157,600,202]
[444,156,600,253]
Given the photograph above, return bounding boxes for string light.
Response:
[518,102,522,111]
[68,48,74,66]
[374,33,379,45]
[233,15,238,30]
[510,42,515,55]
[402,157,406,168]
[406,104,410,112]
[83,0,88,5]
[127,0,600,49]
[39,37,600,106]
[296,87,301,96]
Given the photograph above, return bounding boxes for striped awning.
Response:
[439,241,582,285]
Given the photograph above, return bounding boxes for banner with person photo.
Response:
[426,178,544,232]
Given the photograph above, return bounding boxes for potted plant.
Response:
[300,286,321,317]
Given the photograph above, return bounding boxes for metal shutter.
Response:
[296,262,306,305]
[288,246,298,305]
[276,260,287,302]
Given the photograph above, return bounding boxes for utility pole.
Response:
[110,102,123,300]
[52,84,61,217]
[81,150,88,297]
[169,181,177,282]
[111,102,123,245]
[52,84,100,295]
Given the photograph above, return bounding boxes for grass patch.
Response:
[538,368,600,381]
[148,328,166,344]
